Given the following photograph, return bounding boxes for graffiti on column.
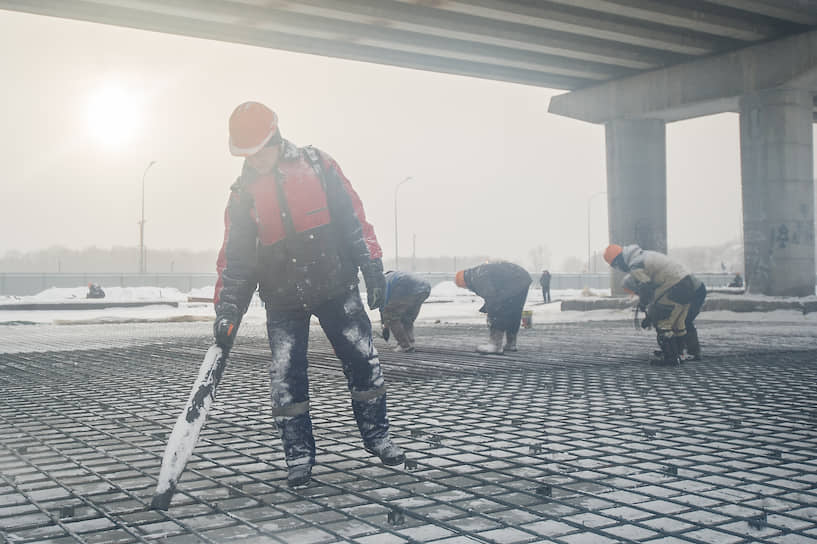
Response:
[747,220,814,293]
[775,225,788,249]
[774,222,814,250]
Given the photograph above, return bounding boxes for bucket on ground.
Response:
[521,310,533,328]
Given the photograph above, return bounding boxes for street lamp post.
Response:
[394,176,413,270]
[587,191,607,273]
[139,160,157,273]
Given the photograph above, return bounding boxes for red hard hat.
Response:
[455,270,466,288]
[604,244,623,265]
[228,101,279,157]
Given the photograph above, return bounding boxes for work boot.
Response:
[674,335,690,360]
[685,327,701,360]
[365,437,405,466]
[352,392,394,462]
[286,461,313,488]
[477,328,505,354]
[652,334,681,366]
[504,331,518,352]
[275,413,316,488]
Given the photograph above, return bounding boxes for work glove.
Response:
[640,316,652,330]
[213,301,240,350]
[360,258,386,310]
[640,302,654,329]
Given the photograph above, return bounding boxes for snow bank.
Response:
[2,283,814,327]
[28,285,187,302]
[429,280,473,298]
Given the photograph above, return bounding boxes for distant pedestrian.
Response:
[728,273,744,288]
[455,261,531,354]
[380,271,431,352]
[539,270,551,303]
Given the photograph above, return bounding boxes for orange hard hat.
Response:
[228,101,279,157]
[455,270,466,288]
[604,244,623,265]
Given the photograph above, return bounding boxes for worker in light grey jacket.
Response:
[604,244,696,365]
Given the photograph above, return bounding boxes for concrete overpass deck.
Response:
[1,319,816,543]
[1,1,815,92]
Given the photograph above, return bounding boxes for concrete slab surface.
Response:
[1,318,816,543]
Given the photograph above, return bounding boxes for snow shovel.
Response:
[150,344,229,510]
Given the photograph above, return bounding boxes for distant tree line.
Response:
[0,246,218,273]
[0,241,744,274]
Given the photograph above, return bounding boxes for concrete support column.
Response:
[605,119,667,294]
[740,88,815,296]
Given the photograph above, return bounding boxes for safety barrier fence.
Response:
[0,272,744,296]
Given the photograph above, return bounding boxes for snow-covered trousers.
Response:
[265,288,389,468]
[381,292,427,348]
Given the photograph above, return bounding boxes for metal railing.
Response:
[0,272,746,297]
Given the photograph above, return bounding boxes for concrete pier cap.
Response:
[549,30,817,297]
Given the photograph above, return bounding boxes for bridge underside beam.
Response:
[548,29,817,123]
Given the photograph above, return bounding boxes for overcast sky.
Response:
[3,9,809,270]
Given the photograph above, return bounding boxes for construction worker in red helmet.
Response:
[604,244,697,365]
[212,101,403,488]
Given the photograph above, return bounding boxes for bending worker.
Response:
[380,270,432,352]
[455,260,531,355]
[604,244,696,365]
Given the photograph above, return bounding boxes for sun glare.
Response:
[85,83,143,149]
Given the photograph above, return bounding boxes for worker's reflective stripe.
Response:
[270,401,310,417]
[350,385,386,402]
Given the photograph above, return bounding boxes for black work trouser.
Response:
[541,285,550,303]
[265,289,390,467]
[684,284,707,355]
[685,284,707,330]
[487,289,529,334]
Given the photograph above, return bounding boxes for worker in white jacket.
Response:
[604,244,696,365]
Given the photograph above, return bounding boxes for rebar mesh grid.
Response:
[1,320,816,544]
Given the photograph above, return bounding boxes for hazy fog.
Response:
[2,9,807,271]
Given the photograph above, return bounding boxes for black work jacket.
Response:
[464,262,532,313]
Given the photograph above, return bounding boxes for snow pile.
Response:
[188,286,215,299]
[429,280,472,299]
[28,286,187,302]
[2,283,815,327]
